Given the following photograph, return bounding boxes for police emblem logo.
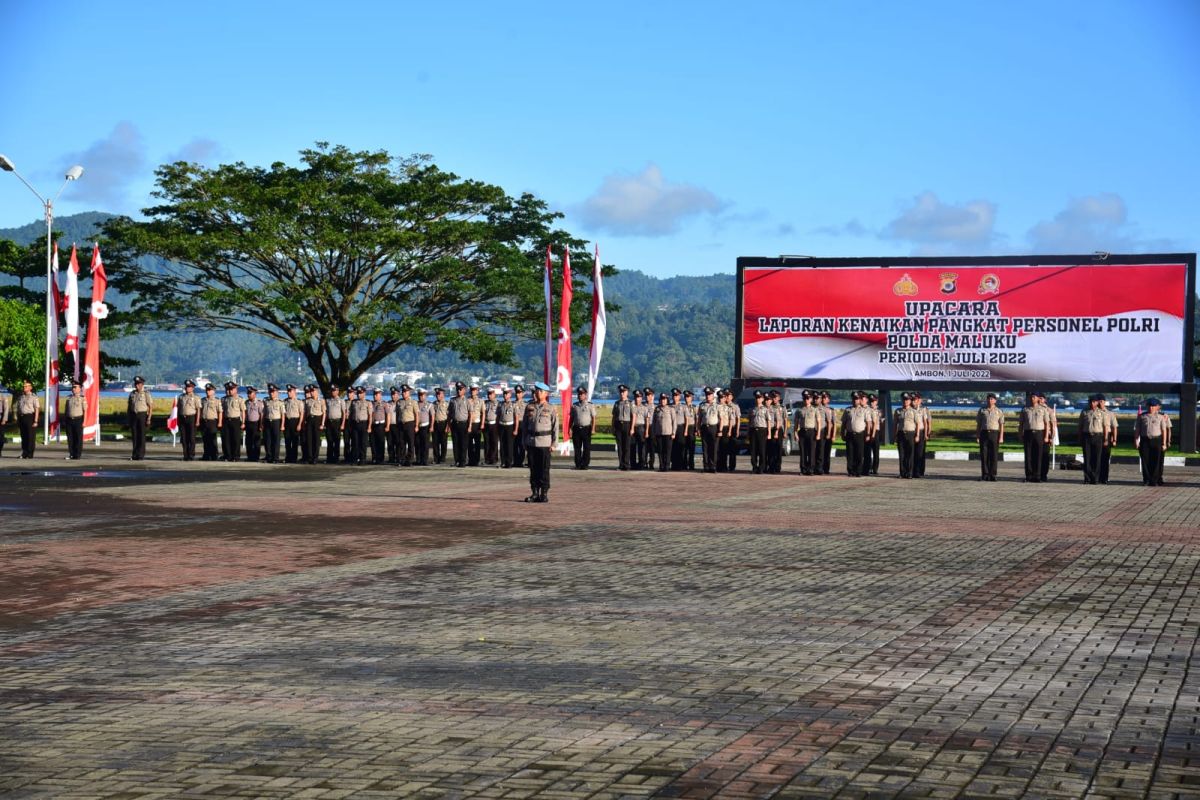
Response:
[938,272,958,294]
[892,273,918,296]
[978,273,1000,295]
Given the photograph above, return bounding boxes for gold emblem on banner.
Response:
[892,273,918,296]
[938,272,958,294]
[977,273,1000,295]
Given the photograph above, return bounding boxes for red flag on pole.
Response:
[82,245,108,444]
[65,246,81,379]
[555,248,573,421]
[166,397,179,434]
[543,244,554,385]
[46,243,61,441]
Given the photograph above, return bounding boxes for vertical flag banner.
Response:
[587,244,606,398]
[543,244,554,384]
[45,243,61,441]
[167,397,179,446]
[65,245,81,380]
[82,245,108,444]
[556,248,574,418]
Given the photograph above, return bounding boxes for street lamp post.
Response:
[0,155,84,444]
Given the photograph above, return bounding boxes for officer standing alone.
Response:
[177,380,202,461]
[1135,398,1171,486]
[63,380,86,460]
[522,382,558,503]
[127,376,153,460]
[976,393,1004,481]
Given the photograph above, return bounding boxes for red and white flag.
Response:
[166,397,179,434]
[82,245,108,444]
[586,244,606,398]
[45,243,61,440]
[555,248,573,416]
[65,246,81,379]
[543,244,554,385]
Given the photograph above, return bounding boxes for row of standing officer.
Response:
[611,385,734,474]
[0,379,98,461]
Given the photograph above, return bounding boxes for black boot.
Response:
[540,488,549,503]
[524,489,538,502]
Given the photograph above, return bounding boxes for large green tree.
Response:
[102,143,609,391]
[0,298,43,391]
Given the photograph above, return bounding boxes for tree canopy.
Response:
[102,143,608,391]
[0,298,43,391]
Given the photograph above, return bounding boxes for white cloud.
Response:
[58,121,147,208]
[166,137,222,165]
[812,219,868,238]
[575,164,723,237]
[883,191,997,251]
[1026,193,1174,253]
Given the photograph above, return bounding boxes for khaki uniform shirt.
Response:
[523,401,559,448]
[467,397,484,425]
[304,397,325,419]
[1019,405,1048,434]
[65,395,87,418]
[418,400,433,427]
[397,398,418,423]
[1138,411,1171,438]
[977,406,1004,433]
[264,398,286,422]
[698,401,720,427]
[844,406,870,434]
[498,400,516,425]
[324,396,345,420]
[750,405,769,428]
[0,394,9,424]
[895,406,920,433]
[245,398,264,422]
[371,400,389,424]
[571,401,595,429]
[128,389,153,415]
[350,399,371,422]
[796,405,822,430]
[1079,408,1106,435]
[200,396,221,420]
[652,405,675,435]
[223,395,246,420]
[822,405,836,433]
[449,396,471,423]
[178,393,202,418]
[284,397,305,419]
[612,398,633,423]
[17,393,40,415]
[433,399,450,423]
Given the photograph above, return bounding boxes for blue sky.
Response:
[1,1,1197,277]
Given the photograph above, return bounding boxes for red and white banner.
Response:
[556,248,573,411]
[166,397,179,434]
[82,245,108,443]
[543,244,554,385]
[586,244,606,398]
[46,243,61,440]
[65,245,81,379]
[741,262,1190,383]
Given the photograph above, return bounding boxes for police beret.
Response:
[205,383,215,391]
[1147,397,1161,406]
[246,386,257,393]
[134,375,145,384]
[532,381,551,392]
[184,379,196,388]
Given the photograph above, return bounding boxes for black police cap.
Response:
[184,379,196,388]
[576,386,587,395]
[455,381,465,389]
[285,383,296,390]
[684,390,693,397]
[205,383,215,391]
[267,383,278,391]
[1147,397,1161,406]
[617,384,628,392]
[134,375,145,384]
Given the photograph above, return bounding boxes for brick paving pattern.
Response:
[1,444,1198,799]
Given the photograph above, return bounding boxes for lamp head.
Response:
[65,165,83,181]
[0,154,14,172]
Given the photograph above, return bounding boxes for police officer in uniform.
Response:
[651,392,675,471]
[1018,393,1049,483]
[842,391,873,477]
[1038,393,1057,481]
[218,382,234,460]
[283,384,305,463]
[631,390,648,469]
[767,391,786,474]
[722,389,741,472]
[342,386,356,464]
[866,395,882,475]
[14,380,39,458]
[0,386,10,458]
[177,380,202,461]
[642,389,657,469]
[795,391,822,475]
[395,385,419,466]
[512,384,528,468]
[480,387,498,465]
[244,386,264,462]
[448,382,471,467]
[570,387,597,470]
[697,388,720,473]
[199,383,221,461]
[127,376,153,460]
[522,382,558,502]
[263,384,285,463]
[416,388,432,466]
[368,388,388,464]
[1078,395,1107,484]
[432,387,450,464]
[302,384,325,464]
[682,390,697,470]
[63,380,86,460]
[1098,395,1117,484]
[324,386,345,465]
[1136,398,1170,486]
[498,387,518,468]
[820,391,835,474]
[669,388,687,470]
[467,385,484,466]
[349,387,371,465]
[894,393,920,479]
[912,392,930,478]
[222,382,246,462]
[976,393,1004,481]
[383,387,400,465]
[748,391,769,473]
[612,384,634,470]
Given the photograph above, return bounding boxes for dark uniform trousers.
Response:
[468,427,482,466]
[821,434,833,474]
[284,418,302,463]
[325,420,342,464]
[245,421,262,462]
[700,424,720,472]
[722,434,738,472]
[201,419,220,461]
[129,413,148,460]
[1023,431,1045,482]
[1140,436,1164,485]
[399,421,417,466]
[343,424,355,464]
[1082,433,1104,484]
[371,423,387,464]
[1099,441,1113,484]
[416,424,430,466]
[451,422,469,466]
[572,425,592,469]
[222,418,242,462]
[750,427,767,473]
[499,424,515,467]
[351,421,368,465]
[913,435,927,477]
[634,429,650,469]
[179,416,197,460]
[684,427,696,470]
[845,431,866,476]
[433,424,449,464]
[897,431,916,478]
[1040,442,1053,481]
[799,428,818,475]
[614,424,632,470]
[300,420,311,463]
[18,413,37,457]
[766,433,782,474]
[645,429,656,470]
[528,446,551,492]
[980,431,1000,479]
[386,423,401,465]
[219,417,232,461]
[65,416,84,459]
[263,420,282,463]
[305,416,323,464]
[483,423,499,465]
[867,435,880,475]
[671,425,687,470]
[656,435,672,472]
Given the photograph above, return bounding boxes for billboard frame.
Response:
[734,253,1197,451]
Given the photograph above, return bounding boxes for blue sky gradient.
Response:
[2,1,1197,276]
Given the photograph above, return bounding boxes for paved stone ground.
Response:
[1,442,1198,799]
